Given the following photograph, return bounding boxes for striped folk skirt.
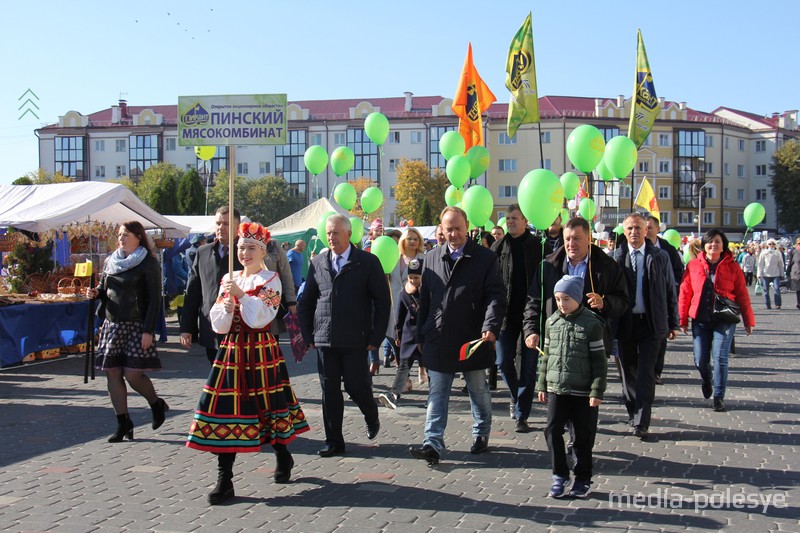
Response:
[186,327,309,453]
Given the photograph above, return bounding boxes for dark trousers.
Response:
[654,337,668,378]
[495,320,538,421]
[619,317,663,430]
[317,347,379,448]
[544,393,593,481]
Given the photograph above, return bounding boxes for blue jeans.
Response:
[368,336,397,365]
[495,322,537,420]
[692,320,736,400]
[423,368,492,456]
[761,277,782,308]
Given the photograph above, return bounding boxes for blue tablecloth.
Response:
[0,301,92,367]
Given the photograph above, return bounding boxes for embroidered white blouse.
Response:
[210,269,282,334]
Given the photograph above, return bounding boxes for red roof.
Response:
[712,106,778,128]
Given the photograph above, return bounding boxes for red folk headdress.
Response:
[238,222,271,250]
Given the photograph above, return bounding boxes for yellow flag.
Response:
[505,12,540,138]
[74,260,93,277]
[635,179,660,220]
[627,29,660,149]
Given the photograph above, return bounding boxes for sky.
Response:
[2,0,798,185]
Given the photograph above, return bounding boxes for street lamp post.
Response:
[697,181,711,235]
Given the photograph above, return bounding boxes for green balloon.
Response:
[518,169,564,230]
[566,124,606,173]
[613,224,625,235]
[483,220,494,232]
[462,185,494,227]
[360,186,384,215]
[743,202,765,228]
[315,210,337,248]
[595,158,615,182]
[466,145,491,178]
[330,146,355,177]
[440,131,466,160]
[446,155,471,188]
[578,197,597,221]
[497,216,506,228]
[683,245,693,265]
[604,136,637,179]
[349,217,364,245]
[445,185,464,207]
[364,112,390,146]
[560,208,570,224]
[560,172,581,198]
[333,182,357,210]
[663,229,681,250]
[371,235,400,274]
[304,145,328,176]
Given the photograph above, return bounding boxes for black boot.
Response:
[149,398,169,430]
[488,365,498,391]
[208,453,236,505]
[108,413,134,443]
[273,443,294,484]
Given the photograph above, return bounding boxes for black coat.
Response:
[395,288,421,360]
[180,241,242,350]
[656,236,684,290]
[97,254,162,333]
[298,246,390,350]
[522,244,628,354]
[417,239,506,373]
[614,241,679,339]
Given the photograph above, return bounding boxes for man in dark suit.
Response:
[298,214,391,457]
[409,206,506,465]
[614,213,680,439]
[180,206,242,363]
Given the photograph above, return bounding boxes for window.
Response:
[658,160,671,173]
[704,162,713,174]
[95,166,105,178]
[674,129,706,209]
[737,188,745,200]
[54,136,86,178]
[658,133,671,146]
[755,140,766,152]
[737,165,745,177]
[543,159,551,170]
[638,161,650,173]
[705,135,714,147]
[259,161,271,175]
[410,131,423,144]
[388,131,400,144]
[429,125,458,169]
[678,212,693,224]
[389,159,398,172]
[498,159,517,172]
[705,185,715,199]
[237,162,248,175]
[599,127,620,142]
[95,140,105,152]
[619,185,632,199]
[540,131,551,144]
[641,135,652,146]
[310,133,322,146]
[165,138,176,151]
[738,139,745,151]
[660,211,671,225]
[755,164,767,176]
[128,134,159,179]
[276,129,309,198]
[344,128,378,182]
[334,133,346,145]
[724,162,730,175]
[756,189,767,200]
[725,137,730,150]
[115,139,126,152]
[389,186,396,198]
[703,212,714,224]
[724,188,729,200]
[499,132,516,145]
[658,186,670,199]
[115,165,126,178]
[498,185,518,198]
[724,212,730,225]
[737,213,745,225]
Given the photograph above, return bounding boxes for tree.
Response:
[416,197,435,226]
[394,159,448,225]
[207,171,300,225]
[177,168,206,215]
[770,139,800,232]
[12,176,33,185]
[347,176,383,224]
[16,169,72,184]
[138,163,182,214]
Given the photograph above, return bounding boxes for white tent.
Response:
[269,197,350,238]
[0,182,191,238]
[162,215,217,235]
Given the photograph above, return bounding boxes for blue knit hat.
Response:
[554,275,584,303]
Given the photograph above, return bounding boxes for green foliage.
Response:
[394,159,448,224]
[207,171,300,226]
[108,177,138,195]
[6,242,54,293]
[177,168,206,215]
[137,163,182,214]
[416,197,435,226]
[769,140,800,232]
[16,169,72,184]
[12,176,33,185]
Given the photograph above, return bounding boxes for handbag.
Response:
[282,312,309,362]
[706,268,741,324]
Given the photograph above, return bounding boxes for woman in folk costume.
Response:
[187,221,309,505]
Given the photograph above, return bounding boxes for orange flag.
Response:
[452,43,497,150]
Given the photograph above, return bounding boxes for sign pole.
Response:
[228,145,236,276]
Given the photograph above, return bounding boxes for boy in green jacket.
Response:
[537,275,607,498]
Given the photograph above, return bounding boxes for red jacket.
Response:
[679,251,755,328]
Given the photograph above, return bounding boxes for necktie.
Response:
[219,245,227,259]
[631,249,639,272]
[632,249,645,313]
[334,255,342,273]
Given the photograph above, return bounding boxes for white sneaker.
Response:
[378,393,397,410]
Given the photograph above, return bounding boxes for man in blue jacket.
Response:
[298,214,391,458]
[410,206,506,465]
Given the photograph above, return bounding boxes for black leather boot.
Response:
[208,453,236,505]
[272,443,294,484]
[108,413,134,443]
[149,398,169,430]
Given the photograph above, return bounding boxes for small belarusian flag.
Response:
[459,338,485,361]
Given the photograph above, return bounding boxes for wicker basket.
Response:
[27,273,56,294]
[153,238,174,249]
[57,277,84,295]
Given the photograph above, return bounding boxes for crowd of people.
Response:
[86,204,800,505]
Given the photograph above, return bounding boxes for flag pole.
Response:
[536,123,544,169]
[228,145,236,276]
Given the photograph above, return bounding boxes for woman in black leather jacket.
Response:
[86,220,167,442]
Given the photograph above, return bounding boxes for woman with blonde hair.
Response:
[397,227,427,382]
